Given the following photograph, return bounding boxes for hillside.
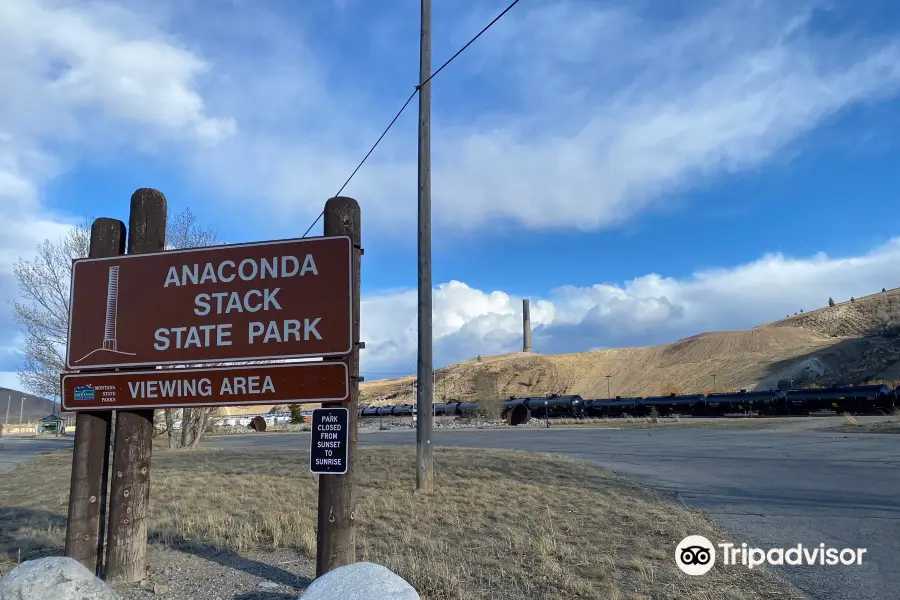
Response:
[359,288,900,406]
[770,287,900,338]
[0,387,59,423]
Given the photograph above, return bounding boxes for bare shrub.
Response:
[661,381,680,396]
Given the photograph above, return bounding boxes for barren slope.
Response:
[768,287,900,337]
[360,287,900,406]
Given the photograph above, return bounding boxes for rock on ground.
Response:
[299,562,418,600]
[0,556,120,600]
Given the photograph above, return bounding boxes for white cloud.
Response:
[5,0,900,238]
[428,1,900,231]
[0,150,73,377]
[171,0,900,235]
[0,0,235,148]
[0,0,236,235]
[0,0,237,269]
[360,239,900,376]
[0,0,239,369]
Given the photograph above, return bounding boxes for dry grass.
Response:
[0,446,804,599]
[832,410,900,434]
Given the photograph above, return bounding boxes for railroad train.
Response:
[359,401,480,419]
[359,385,899,425]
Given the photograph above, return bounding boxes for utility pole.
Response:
[416,0,434,493]
[5,395,10,424]
[20,397,24,424]
[605,375,611,399]
[712,374,717,393]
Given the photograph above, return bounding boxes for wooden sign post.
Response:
[106,189,167,584]
[63,190,361,582]
[64,218,125,576]
[316,196,362,577]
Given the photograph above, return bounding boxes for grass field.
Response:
[832,412,900,433]
[0,446,805,599]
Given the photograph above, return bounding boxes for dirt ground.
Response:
[0,446,807,600]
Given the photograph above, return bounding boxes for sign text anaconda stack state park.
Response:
[66,236,352,370]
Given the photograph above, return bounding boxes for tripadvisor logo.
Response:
[675,535,716,575]
[675,536,868,575]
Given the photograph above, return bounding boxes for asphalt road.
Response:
[0,434,73,473]
[207,426,899,600]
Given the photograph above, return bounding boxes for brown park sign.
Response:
[66,236,352,370]
[61,361,349,411]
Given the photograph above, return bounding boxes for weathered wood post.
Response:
[316,196,362,576]
[105,189,167,584]
[65,218,126,575]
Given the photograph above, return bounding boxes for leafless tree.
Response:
[12,207,221,449]
[156,207,222,449]
[12,223,91,398]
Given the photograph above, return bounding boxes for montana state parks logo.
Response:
[676,535,716,575]
[73,385,96,401]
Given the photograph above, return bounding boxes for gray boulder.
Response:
[299,562,419,600]
[0,557,121,600]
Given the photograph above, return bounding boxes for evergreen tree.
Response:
[828,297,835,307]
[288,404,305,424]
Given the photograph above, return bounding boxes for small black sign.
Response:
[310,407,349,475]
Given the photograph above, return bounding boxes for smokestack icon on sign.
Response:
[73,264,136,364]
[523,299,533,353]
[102,266,120,351]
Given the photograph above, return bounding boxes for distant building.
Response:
[36,414,65,435]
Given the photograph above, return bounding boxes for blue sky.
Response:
[3,0,900,391]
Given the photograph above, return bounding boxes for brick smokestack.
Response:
[522,299,533,353]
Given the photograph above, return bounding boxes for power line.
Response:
[301,0,523,238]
[420,0,522,90]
